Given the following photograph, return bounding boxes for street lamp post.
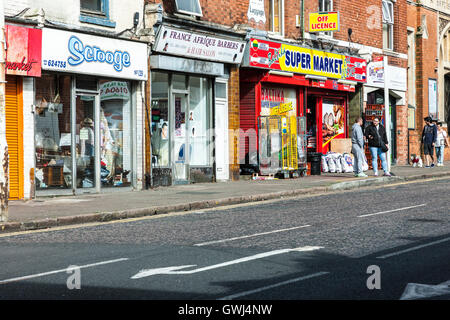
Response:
[0,1,9,222]
[384,55,391,172]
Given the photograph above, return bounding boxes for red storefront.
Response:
[240,38,367,176]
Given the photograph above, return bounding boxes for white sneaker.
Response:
[374,172,378,177]
[437,163,443,167]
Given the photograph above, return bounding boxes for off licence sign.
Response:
[309,12,339,32]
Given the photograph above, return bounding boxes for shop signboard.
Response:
[5,25,42,77]
[41,28,148,81]
[367,61,407,92]
[309,12,339,33]
[154,26,246,64]
[245,38,367,83]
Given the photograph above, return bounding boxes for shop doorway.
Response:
[306,96,317,152]
[172,92,190,183]
[75,94,99,191]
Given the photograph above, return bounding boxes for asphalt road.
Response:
[0,177,449,302]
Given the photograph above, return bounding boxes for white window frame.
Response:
[318,0,333,37]
[382,0,394,50]
[174,0,203,17]
[319,0,333,12]
[269,0,284,36]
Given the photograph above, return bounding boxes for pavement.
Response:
[1,162,450,233]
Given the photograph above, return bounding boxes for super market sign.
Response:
[245,38,367,83]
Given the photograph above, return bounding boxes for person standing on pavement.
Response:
[435,121,449,166]
[364,117,391,176]
[421,116,437,168]
[351,117,367,177]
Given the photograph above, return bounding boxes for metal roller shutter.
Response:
[5,76,24,200]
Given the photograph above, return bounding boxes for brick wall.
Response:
[228,67,240,180]
[407,2,440,161]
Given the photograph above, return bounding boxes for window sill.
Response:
[267,32,284,40]
[80,14,116,28]
[382,49,400,57]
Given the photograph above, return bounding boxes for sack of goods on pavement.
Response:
[322,152,353,173]
[362,153,369,172]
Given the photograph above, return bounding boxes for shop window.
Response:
[99,80,132,187]
[189,77,211,166]
[172,74,187,91]
[174,0,202,17]
[151,72,170,168]
[382,0,394,50]
[269,0,284,35]
[80,0,116,27]
[215,82,227,99]
[35,74,73,190]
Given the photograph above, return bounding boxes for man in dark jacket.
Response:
[364,117,390,176]
[421,116,437,167]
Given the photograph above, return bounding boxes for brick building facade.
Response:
[145,0,450,182]
[407,0,450,163]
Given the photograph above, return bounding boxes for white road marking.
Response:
[217,272,330,300]
[357,204,427,218]
[400,280,450,300]
[194,225,311,247]
[0,258,129,285]
[377,237,450,259]
[131,246,323,279]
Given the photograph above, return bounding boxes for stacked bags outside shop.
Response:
[321,152,368,173]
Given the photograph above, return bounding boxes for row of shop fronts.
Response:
[5,20,407,200]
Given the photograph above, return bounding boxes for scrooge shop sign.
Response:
[41,28,148,80]
[247,38,367,83]
[154,26,246,64]
[309,12,339,32]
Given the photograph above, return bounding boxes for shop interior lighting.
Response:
[268,70,294,77]
[305,75,327,81]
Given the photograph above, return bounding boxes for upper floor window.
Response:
[80,0,116,27]
[269,0,284,35]
[81,0,103,13]
[382,0,394,50]
[318,0,333,37]
[175,0,203,17]
[319,0,332,12]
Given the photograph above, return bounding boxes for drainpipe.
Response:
[301,0,305,40]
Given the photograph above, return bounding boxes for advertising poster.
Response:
[261,87,297,117]
[322,100,345,148]
[247,0,266,25]
[428,79,437,119]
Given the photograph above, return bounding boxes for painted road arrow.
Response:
[400,280,450,300]
[131,246,323,279]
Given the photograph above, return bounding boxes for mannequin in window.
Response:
[80,118,95,157]
[152,122,169,166]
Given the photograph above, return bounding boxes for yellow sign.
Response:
[279,44,347,79]
[309,12,339,33]
[270,102,294,115]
